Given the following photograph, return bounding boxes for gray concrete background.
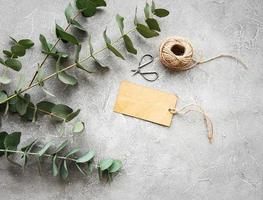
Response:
[0,0,263,199]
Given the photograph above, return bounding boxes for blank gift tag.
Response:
[113,81,177,126]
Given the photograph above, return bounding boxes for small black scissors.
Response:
[131,54,159,82]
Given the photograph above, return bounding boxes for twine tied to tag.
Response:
[159,37,247,71]
[169,104,214,143]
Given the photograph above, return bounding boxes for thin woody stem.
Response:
[28,12,81,87]
[0,149,77,162]
[3,28,137,104]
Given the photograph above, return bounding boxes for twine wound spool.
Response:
[159,36,247,71]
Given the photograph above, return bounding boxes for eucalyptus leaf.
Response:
[75,163,87,175]
[56,24,79,45]
[54,140,69,154]
[71,20,86,32]
[76,150,95,163]
[11,45,26,57]
[65,109,80,122]
[0,57,5,65]
[123,35,137,54]
[151,1,156,12]
[65,148,80,157]
[65,3,75,23]
[134,7,138,26]
[0,132,8,157]
[144,2,151,19]
[136,23,159,38]
[37,101,55,114]
[39,34,50,53]
[153,8,169,17]
[22,102,37,121]
[16,94,29,115]
[38,141,53,156]
[109,160,123,173]
[99,158,113,171]
[58,71,78,86]
[116,14,124,35]
[0,76,11,85]
[9,36,18,44]
[51,104,73,121]
[4,132,21,151]
[3,50,18,58]
[76,0,97,17]
[52,155,59,176]
[146,18,160,32]
[5,58,22,71]
[0,91,8,104]
[60,160,68,180]
[88,35,94,55]
[73,121,85,133]
[18,39,34,49]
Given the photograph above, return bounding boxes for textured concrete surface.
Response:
[0,0,263,199]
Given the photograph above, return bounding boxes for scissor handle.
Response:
[140,71,159,82]
[139,54,154,69]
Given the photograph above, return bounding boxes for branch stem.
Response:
[3,27,137,104]
[28,11,81,87]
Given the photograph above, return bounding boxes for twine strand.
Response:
[169,104,214,143]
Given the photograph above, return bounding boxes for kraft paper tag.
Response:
[113,81,177,126]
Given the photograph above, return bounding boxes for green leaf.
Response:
[0,132,8,157]
[65,3,74,23]
[39,34,51,53]
[18,39,34,49]
[4,132,21,151]
[60,160,68,180]
[116,14,124,35]
[75,163,87,175]
[94,60,109,69]
[38,141,53,156]
[11,44,26,57]
[153,8,169,17]
[65,109,80,122]
[22,102,37,121]
[0,76,11,85]
[144,2,151,19]
[99,158,113,171]
[76,0,97,17]
[73,121,85,133]
[76,150,95,163]
[3,50,17,58]
[109,160,123,173]
[146,18,160,32]
[0,57,5,65]
[58,71,78,86]
[52,155,59,176]
[9,36,18,43]
[134,7,138,26]
[37,101,55,114]
[103,29,124,60]
[75,45,81,63]
[136,23,159,38]
[151,1,156,13]
[0,91,8,104]
[92,0,106,7]
[21,139,37,152]
[65,148,80,157]
[5,58,22,71]
[54,140,69,154]
[51,104,73,121]
[123,35,137,54]
[72,20,87,32]
[56,24,79,45]
[16,94,30,115]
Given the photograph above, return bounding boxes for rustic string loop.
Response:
[159,36,247,71]
[169,104,213,143]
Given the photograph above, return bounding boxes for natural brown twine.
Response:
[169,104,213,143]
[159,36,247,71]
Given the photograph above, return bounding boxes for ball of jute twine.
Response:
[159,36,248,71]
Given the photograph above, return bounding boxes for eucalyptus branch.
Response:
[2,27,137,104]
[0,132,123,181]
[28,11,82,87]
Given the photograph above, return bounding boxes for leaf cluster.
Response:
[0,131,122,181]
